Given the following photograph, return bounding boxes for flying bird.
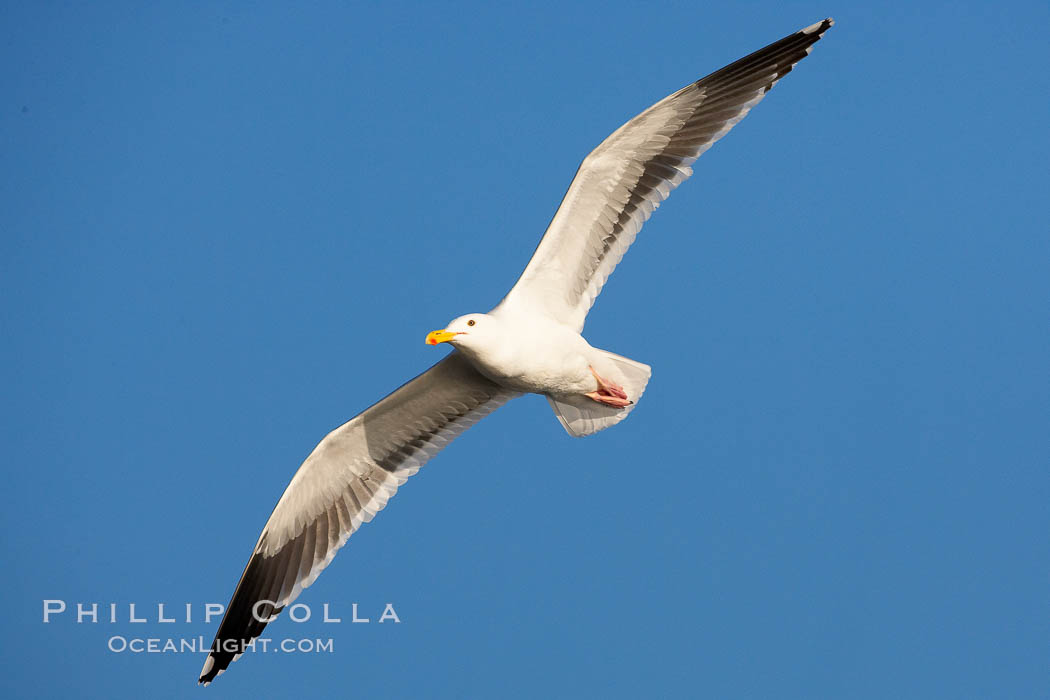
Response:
[199,18,834,685]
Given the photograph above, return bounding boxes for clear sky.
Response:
[3,2,1047,698]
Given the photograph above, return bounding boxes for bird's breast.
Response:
[460,330,595,396]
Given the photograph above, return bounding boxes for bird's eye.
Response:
[467,319,476,327]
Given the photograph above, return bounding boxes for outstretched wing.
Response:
[199,351,518,685]
[496,19,834,331]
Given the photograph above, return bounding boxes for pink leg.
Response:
[586,367,632,408]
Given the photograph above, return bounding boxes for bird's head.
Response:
[425,313,499,354]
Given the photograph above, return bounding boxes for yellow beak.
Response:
[426,329,459,345]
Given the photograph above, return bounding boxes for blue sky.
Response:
[2,2,1047,698]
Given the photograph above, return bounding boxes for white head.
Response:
[425,313,503,355]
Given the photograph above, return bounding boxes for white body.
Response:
[453,312,607,395]
[439,310,652,437]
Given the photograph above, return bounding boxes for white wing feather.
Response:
[496,19,834,330]
[199,352,518,684]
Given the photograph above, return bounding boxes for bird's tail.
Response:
[547,350,651,437]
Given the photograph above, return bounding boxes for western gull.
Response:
[199,18,834,685]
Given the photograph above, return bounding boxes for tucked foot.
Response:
[585,391,633,408]
[586,366,632,407]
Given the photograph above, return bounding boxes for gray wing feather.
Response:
[199,352,518,684]
[497,19,834,330]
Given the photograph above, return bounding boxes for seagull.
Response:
[199,18,834,685]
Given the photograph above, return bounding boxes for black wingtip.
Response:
[800,18,835,36]
[198,655,217,686]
